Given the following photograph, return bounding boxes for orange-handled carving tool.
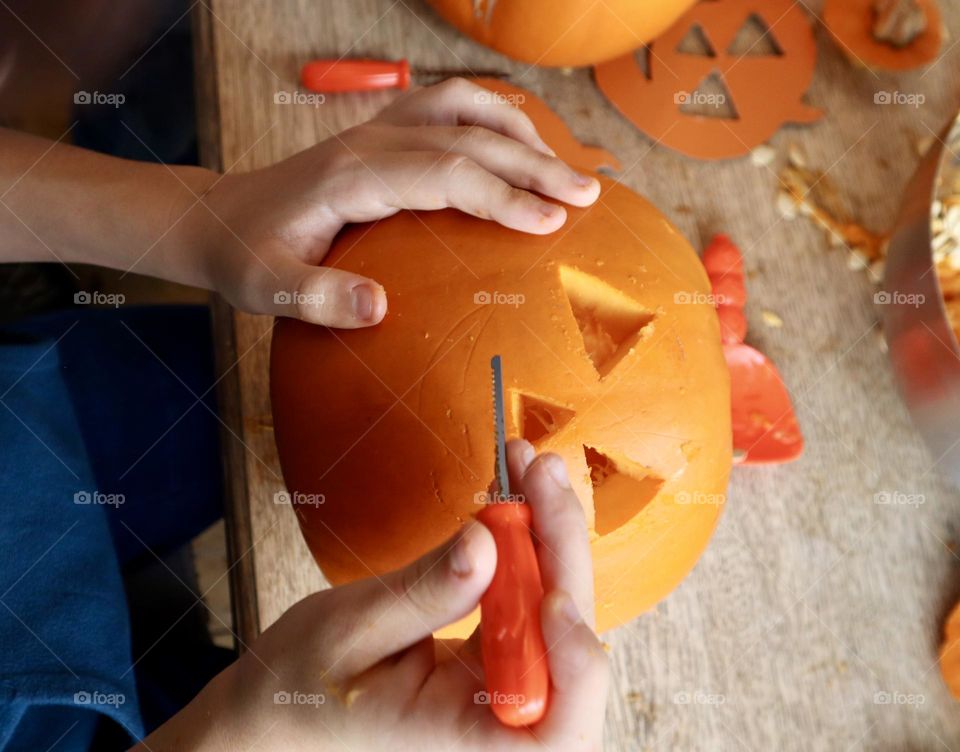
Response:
[301,58,507,94]
[476,354,549,727]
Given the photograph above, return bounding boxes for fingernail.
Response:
[571,171,596,188]
[351,284,386,323]
[543,454,571,489]
[352,284,373,320]
[450,525,476,577]
[539,201,559,218]
[519,440,535,472]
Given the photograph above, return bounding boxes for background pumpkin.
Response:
[270,176,732,635]
[425,0,698,67]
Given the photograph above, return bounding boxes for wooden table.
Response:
[193,2,960,748]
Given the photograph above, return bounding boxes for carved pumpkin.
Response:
[425,0,698,67]
[594,0,821,160]
[941,600,960,699]
[270,177,732,635]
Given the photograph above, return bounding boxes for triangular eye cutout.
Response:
[512,392,575,445]
[558,266,655,378]
[727,13,784,56]
[675,23,717,57]
[678,71,739,119]
[584,446,663,536]
[633,46,652,81]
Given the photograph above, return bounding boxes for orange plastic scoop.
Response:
[704,235,803,464]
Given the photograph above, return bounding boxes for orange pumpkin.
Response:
[270,177,732,635]
[941,600,960,699]
[425,0,698,67]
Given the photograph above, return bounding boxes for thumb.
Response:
[323,521,496,679]
[242,251,388,327]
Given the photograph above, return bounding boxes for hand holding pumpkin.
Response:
[135,441,609,751]
[193,78,601,329]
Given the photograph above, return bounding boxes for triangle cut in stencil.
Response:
[559,266,655,378]
[584,446,664,536]
[512,391,575,445]
[674,23,717,57]
[678,71,739,119]
[633,45,652,81]
[727,13,784,56]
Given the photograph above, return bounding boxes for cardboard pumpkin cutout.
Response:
[594,0,821,160]
[270,178,733,636]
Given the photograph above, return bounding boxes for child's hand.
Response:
[137,441,608,751]
[194,78,601,328]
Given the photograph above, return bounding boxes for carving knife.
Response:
[477,354,549,727]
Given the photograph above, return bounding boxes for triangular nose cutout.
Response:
[678,71,739,119]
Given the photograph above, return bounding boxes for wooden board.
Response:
[192,1,960,748]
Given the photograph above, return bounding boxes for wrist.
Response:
[130,662,249,752]
[162,165,228,292]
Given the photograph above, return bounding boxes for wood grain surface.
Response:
[192,1,960,748]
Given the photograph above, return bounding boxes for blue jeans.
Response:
[0,306,225,750]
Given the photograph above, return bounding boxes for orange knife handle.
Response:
[703,233,747,345]
[477,502,549,727]
[300,59,411,93]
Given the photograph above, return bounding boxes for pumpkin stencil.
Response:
[595,0,822,160]
[271,179,732,636]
